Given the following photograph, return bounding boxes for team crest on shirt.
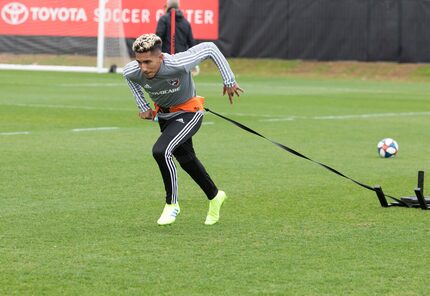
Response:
[168,78,180,86]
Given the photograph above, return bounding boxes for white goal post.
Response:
[96,0,106,72]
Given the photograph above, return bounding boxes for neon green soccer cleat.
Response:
[204,190,227,225]
[157,203,180,226]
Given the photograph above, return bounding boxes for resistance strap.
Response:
[170,8,176,54]
[204,107,407,206]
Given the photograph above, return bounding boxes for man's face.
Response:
[135,50,163,79]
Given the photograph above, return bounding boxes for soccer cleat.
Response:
[204,190,227,225]
[157,203,180,226]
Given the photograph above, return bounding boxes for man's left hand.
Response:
[223,83,244,104]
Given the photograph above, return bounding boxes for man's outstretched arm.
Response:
[164,42,244,103]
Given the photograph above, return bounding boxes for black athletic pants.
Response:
[152,111,218,204]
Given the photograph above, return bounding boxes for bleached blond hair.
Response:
[167,0,180,9]
[132,34,162,53]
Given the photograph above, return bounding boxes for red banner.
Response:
[0,0,218,39]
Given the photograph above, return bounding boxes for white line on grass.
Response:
[1,102,135,112]
[260,111,430,122]
[260,117,299,122]
[0,131,31,136]
[313,112,430,120]
[202,121,215,125]
[72,127,120,132]
[59,83,125,87]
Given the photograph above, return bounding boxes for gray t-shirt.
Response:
[123,42,236,119]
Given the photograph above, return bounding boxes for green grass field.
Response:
[1,67,430,295]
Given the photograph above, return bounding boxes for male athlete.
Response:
[123,34,243,225]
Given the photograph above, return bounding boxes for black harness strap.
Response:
[205,108,408,206]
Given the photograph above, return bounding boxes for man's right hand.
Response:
[139,109,154,120]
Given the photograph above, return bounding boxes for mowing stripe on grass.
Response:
[198,82,396,94]
[3,102,429,122]
[72,127,120,132]
[2,103,260,118]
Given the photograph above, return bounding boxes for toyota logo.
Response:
[1,2,29,25]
